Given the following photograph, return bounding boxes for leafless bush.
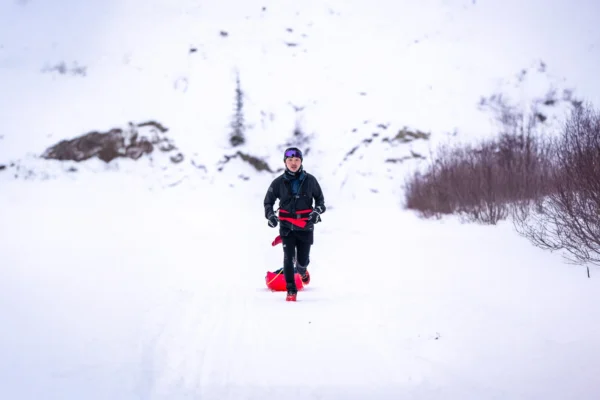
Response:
[405,120,553,224]
[404,144,459,218]
[405,140,507,223]
[512,103,600,267]
[458,143,509,224]
[403,170,451,219]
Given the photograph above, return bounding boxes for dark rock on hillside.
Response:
[217,151,274,174]
[42,128,151,162]
[382,128,430,144]
[41,121,181,163]
[385,150,426,164]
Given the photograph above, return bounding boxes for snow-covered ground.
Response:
[2,0,600,399]
[3,179,600,399]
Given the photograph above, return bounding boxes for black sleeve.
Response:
[312,177,326,214]
[264,180,279,218]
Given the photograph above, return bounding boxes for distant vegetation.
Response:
[229,71,246,147]
[404,100,600,272]
[41,61,87,77]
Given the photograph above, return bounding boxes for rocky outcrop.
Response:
[382,128,431,144]
[217,151,274,173]
[41,121,182,163]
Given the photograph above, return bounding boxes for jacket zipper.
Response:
[284,174,307,231]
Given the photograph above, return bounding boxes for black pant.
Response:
[281,231,312,292]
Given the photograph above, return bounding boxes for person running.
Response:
[264,147,326,301]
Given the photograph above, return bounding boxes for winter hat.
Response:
[283,147,303,161]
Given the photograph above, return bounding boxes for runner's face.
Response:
[285,157,302,172]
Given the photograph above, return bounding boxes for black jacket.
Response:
[264,169,326,234]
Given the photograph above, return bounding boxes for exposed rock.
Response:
[137,120,168,133]
[217,151,274,173]
[191,160,207,171]
[342,133,379,162]
[382,128,430,144]
[385,151,425,163]
[41,120,178,164]
[238,152,272,172]
[170,153,184,163]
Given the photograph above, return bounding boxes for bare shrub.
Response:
[404,170,452,219]
[405,123,552,225]
[512,103,600,267]
[458,142,509,224]
[405,140,507,223]
[497,132,555,202]
[404,144,459,218]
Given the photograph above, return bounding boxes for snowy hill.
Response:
[2,0,600,399]
[2,0,599,194]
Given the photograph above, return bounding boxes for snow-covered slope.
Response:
[2,0,599,195]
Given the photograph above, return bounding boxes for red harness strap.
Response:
[278,209,312,228]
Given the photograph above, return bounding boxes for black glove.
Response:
[308,210,321,224]
[267,214,278,228]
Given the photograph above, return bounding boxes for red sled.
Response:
[266,235,304,291]
[265,270,304,291]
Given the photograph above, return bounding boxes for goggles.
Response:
[284,149,303,159]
